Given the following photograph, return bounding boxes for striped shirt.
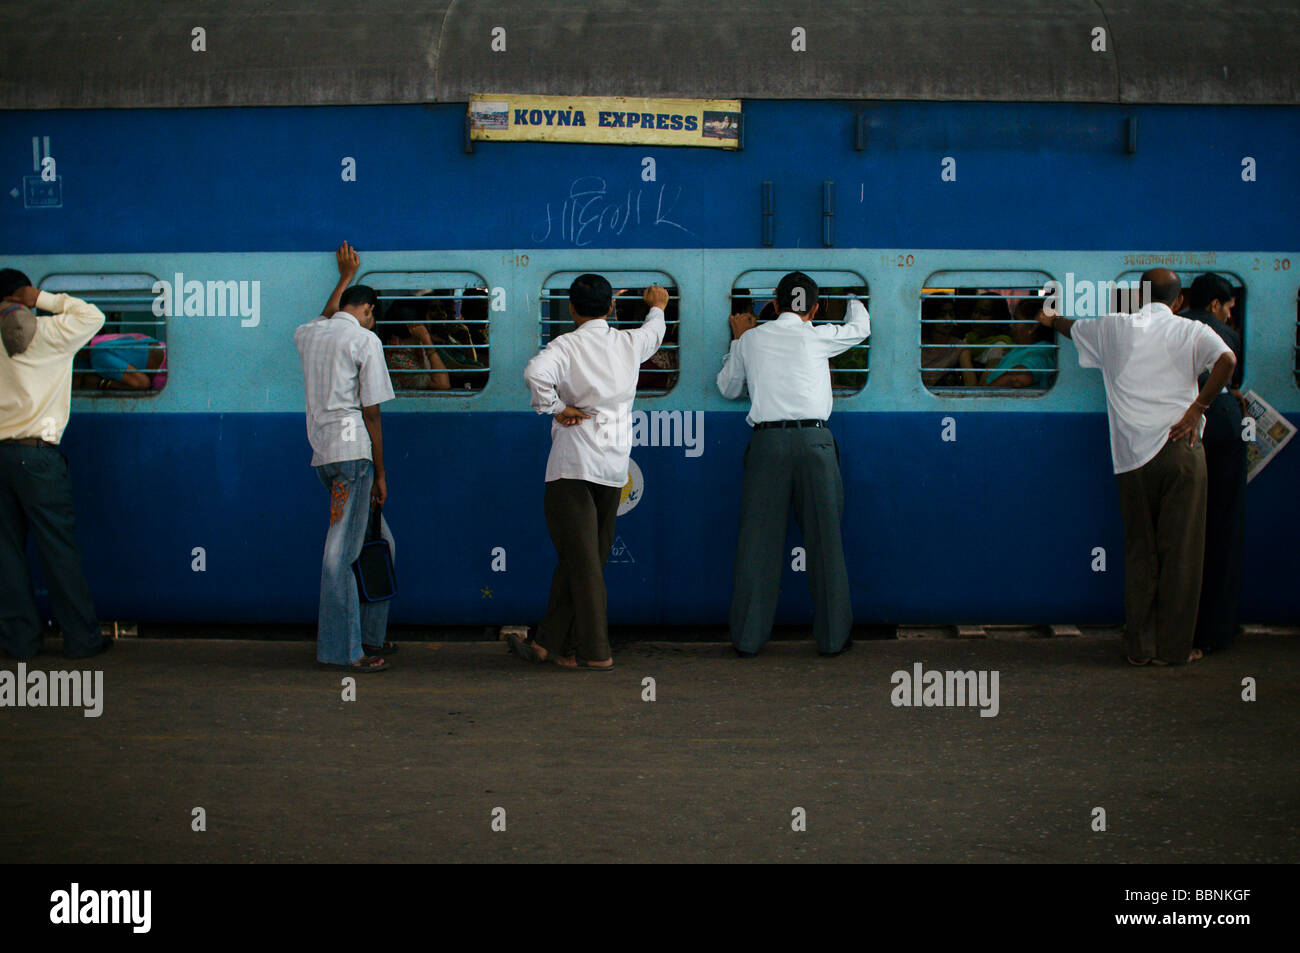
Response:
[716,297,870,426]
[294,312,394,467]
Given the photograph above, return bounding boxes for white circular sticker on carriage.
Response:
[618,458,643,516]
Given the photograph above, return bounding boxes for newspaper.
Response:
[1241,389,1296,483]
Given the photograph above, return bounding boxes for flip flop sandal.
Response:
[318,655,389,673]
[363,641,398,655]
[505,631,542,664]
[568,655,614,672]
[1126,656,1152,666]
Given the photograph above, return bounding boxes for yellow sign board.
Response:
[468,94,742,148]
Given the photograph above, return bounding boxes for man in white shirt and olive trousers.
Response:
[516,275,668,671]
[0,269,112,659]
[1040,268,1235,666]
[717,272,869,658]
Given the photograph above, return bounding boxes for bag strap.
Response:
[367,503,384,541]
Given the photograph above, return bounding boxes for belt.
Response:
[754,419,825,431]
[0,437,57,448]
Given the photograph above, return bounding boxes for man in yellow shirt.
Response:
[0,268,111,659]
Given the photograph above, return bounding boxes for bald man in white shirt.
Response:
[717,271,869,658]
[1040,268,1235,666]
[515,275,668,671]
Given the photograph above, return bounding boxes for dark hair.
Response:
[385,299,423,332]
[776,272,818,314]
[340,285,378,309]
[0,269,33,299]
[568,274,612,318]
[970,293,1012,323]
[921,294,956,321]
[1188,273,1234,311]
[461,287,489,323]
[1014,298,1052,343]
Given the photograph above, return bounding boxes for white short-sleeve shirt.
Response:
[294,311,395,467]
[1070,303,1231,474]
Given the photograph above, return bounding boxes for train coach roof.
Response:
[3,0,1298,109]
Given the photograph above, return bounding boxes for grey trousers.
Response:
[1115,435,1208,664]
[729,426,853,653]
[536,478,621,662]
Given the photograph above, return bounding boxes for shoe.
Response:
[819,638,853,658]
[506,631,542,663]
[65,636,113,659]
[733,646,758,659]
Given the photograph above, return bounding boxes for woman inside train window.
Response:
[961,298,1055,388]
[959,292,1014,381]
[921,294,965,386]
[86,331,167,391]
[383,299,451,391]
[460,287,490,380]
[615,289,678,392]
[642,310,679,392]
[823,287,868,390]
[422,290,486,389]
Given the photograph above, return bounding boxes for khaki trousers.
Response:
[536,478,621,662]
[1115,435,1208,664]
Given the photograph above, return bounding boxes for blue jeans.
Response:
[314,459,394,664]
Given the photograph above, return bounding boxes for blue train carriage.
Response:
[2,1,1297,627]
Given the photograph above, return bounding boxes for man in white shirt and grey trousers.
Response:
[1039,267,1235,666]
[717,271,869,658]
[515,275,668,671]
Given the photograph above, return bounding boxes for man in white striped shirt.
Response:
[294,243,395,672]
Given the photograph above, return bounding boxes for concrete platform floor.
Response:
[1,632,1297,863]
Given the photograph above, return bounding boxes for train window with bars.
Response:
[361,271,490,394]
[920,270,1057,395]
[731,270,870,395]
[1114,269,1247,384]
[539,271,680,396]
[39,273,167,396]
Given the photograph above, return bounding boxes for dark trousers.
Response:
[729,426,852,654]
[1196,394,1247,651]
[1115,435,1208,664]
[0,444,101,659]
[536,478,621,662]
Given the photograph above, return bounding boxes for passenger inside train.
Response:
[921,293,964,386]
[961,298,1055,388]
[383,299,453,391]
[610,289,680,392]
[71,311,168,392]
